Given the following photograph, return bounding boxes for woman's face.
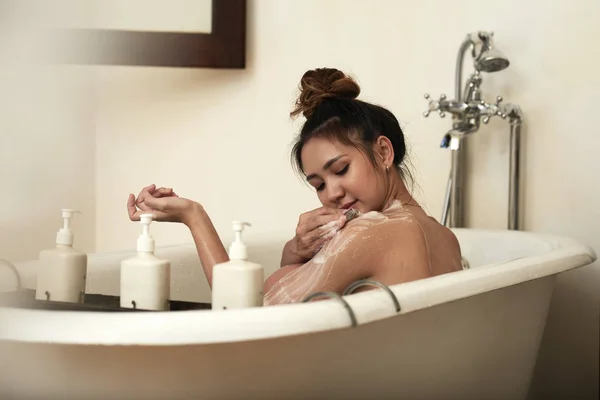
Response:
[301,137,387,213]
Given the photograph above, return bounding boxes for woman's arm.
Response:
[128,188,229,289]
[184,203,229,288]
[264,221,432,306]
[264,224,378,305]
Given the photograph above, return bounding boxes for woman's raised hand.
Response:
[291,206,348,261]
[127,184,200,226]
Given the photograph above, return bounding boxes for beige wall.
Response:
[0,1,96,261]
[1,0,598,398]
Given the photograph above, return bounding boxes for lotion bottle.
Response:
[35,209,88,303]
[212,221,264,310]
[120,214,170,311]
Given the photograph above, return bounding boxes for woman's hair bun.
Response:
[290,68,360,119]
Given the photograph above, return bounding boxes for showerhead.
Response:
[471,31,510,73]
[475,47,510,72]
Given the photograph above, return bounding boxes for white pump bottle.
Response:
[120,214,170,311]
[35,209,88,303]
[212,221,264,310]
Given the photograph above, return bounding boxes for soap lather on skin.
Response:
[314,208,362,250]
[263,208,364,304]
[320,208,361,241]
[263,201,415,305]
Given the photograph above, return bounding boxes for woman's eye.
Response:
[336,165,349,176]
[314,165,348,192]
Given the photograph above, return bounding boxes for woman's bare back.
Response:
[263,201,462,305]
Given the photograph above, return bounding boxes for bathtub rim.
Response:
[0,229,596,346]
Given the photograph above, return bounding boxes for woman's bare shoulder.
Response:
[320,211,431,277]
[263,210,434,305]
[340,208,463,280]
[338,205,426,243]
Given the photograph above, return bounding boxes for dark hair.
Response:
[289,68,411,182]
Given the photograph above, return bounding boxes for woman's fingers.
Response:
[152,187,178,198]
[143,195,168,211]
[315,215,345,240]
[302,211,345,237]
[297,214,345,254]
[129,184,185,225]
[137,184,156,200]
[134,184,177,213]
[135,184,155,208]
[313,212,346,231]
[128,195,156,220]
[298,207,343,234]
[293,206,349,259]
[127,193,140,221]
[128,185,185,224]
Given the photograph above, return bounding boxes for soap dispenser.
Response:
[212,221,264,310]
[35,209,88,303]
[120,214,170,311]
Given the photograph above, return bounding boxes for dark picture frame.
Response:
[58,0,246,68]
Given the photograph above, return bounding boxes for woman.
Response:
[127,68,463,306]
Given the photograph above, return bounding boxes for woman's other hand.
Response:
[127,184,200,226]
[290,207,348,261]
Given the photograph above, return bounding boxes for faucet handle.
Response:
[423,93,432,116]
[437,94,447,117]
[481,95,508,124]
[424,93,446,100]
[495,96,507,118]
[423,93,447,118]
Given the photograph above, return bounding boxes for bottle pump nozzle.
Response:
[56,209,80,246]
[137,214,156,253]
[229,221,251,260]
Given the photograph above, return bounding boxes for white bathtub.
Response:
[0,228,596,400]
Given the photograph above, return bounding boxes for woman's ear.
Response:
[374,136,395,169]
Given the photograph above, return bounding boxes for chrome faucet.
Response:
[423,31,524,230]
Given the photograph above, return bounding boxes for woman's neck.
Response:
[380,172,419,212]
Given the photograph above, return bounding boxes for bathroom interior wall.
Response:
[2,0,597,398]
[0,0,96,262]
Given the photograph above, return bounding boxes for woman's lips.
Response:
[341,200,357,210]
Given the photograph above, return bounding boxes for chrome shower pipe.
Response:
[446,35,474,228]
[508,111,523,230]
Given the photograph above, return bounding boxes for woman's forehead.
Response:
[301,138,363,175]
[302,137,355,157]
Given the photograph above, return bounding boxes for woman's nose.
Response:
[327,183,345,204]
